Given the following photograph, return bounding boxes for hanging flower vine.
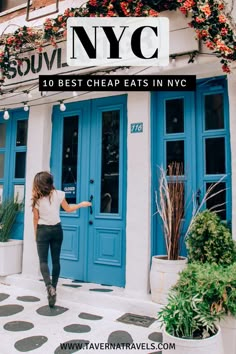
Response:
[0,0,235,82]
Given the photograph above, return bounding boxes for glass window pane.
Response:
[206,182,226,220]
[166,98,184,133]
[61,116,78,204]
[205,138,225,174]
[166,140,184,173]
[16,120,28,146]
[15,152,26,178]
[0,123,6,148]
[205,94,224,130]
[0,154,4,178]
[100,110,120,214]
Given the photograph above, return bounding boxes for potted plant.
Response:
[0,198,23,276]
[186,211,236,354]
[158,263,228,354]
[150,162,187,304]
[186,209,236,266]
[150,162,227,304]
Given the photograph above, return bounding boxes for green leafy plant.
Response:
[173,262,236,317]
[0,199,18,242]
[158,291,221,339]
[158,262,236,339]
[186,210,236,265]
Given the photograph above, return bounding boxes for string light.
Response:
[27,91,32,99]
[3,109,9,120]
[171,56,176,67]
[23,102,29,111]
[73,91,78,97]
[59,100,66,111]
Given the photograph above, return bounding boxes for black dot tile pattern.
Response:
[17,296,40,302]
[108,330,133,345]
[63,324,91,333]
[36,305,68,316]
[14,335,48,352]
[54,340,89,353]
[78,312,103,320]
[4,321,34,332]
[148,332,163,343]
[0,304,24,317]
[72,280,87,283]
[62,284,82,288]
[0,293,10,302]
[89,288,113,292]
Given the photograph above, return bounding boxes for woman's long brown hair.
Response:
[32,171,55,209]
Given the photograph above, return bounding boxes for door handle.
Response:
[89,195,93,215]
[196,189,201,207]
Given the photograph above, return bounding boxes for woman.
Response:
[32,171,91,307]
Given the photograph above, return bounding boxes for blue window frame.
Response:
[0,109,28,239]
[151,77,231,256]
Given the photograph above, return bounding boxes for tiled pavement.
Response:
[0,279,163,354]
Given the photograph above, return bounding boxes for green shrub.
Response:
[186,210,236,265]
[0,199,18,242]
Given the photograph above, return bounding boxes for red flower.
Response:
[218,15,226,23]
[206,41,215,50]
[200,4,211,17]
[107,10,115,16]
[183,0,195,10]
[201,29,208,37]
[218,3,224,10]
[57,16,63,22]
[195,17,205,23]
[149,9,159,16]
[89,0,97,6]
[179,6,187,14]
[222,64,230,73]
[221,28,228,36]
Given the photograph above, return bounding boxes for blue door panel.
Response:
[51,95,127,286]
[151,77,231,258]
[0,109,28,240]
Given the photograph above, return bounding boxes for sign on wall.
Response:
[130,123,143,133]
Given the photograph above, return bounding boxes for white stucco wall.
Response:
[125,92,151,296]
[22,104,53,277]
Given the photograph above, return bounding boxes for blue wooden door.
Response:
[51,95,127,286]
[152,77,231,257]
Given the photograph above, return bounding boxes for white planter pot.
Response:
[150,255,187,304]
[220,315,236,354]
[163,326,224,354]
[0,240,23,276]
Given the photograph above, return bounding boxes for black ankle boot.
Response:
[47,285,56,308]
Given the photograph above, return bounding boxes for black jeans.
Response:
[36,223,63,289]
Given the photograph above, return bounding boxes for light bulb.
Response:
[27,91,32,99]
[171,57,176,67]
[3,109,9,120]
[60,101,66,111]
[73,91,78,97]
[23,103,29,111]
